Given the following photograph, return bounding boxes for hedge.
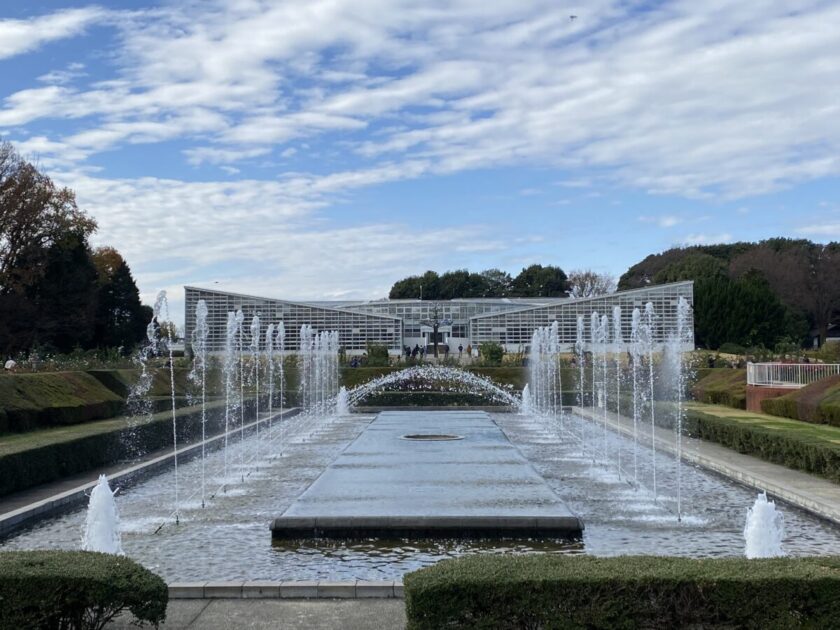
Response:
[691,368,746,409]
[761,376,840,427]
[684,406,840,483]
[404,554,840,629]
[604,394,840,484]
[0,550,167,630]
[0,372,125,434]
[0,398,256,497]
[340,366,589,393]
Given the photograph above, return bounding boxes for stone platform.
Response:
[271,410,582,539]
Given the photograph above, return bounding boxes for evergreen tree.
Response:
[25,237,99,353]
[510,264,568,297]
[93,256,148,350]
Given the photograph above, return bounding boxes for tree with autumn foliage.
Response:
[0,142,149,354]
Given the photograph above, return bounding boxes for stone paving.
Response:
[108,599,406,629]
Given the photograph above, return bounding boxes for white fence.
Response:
[747,362,840,388]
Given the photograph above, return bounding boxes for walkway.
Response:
[108,599,406,629]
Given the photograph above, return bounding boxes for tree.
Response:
[91,247,148,350]
[729,240,840,345]
[23,237,99,353]
[510,264,568,297]
[479,268,513,297]
[389,270,441,299]
[568,269,617,299]
[0,142,96,294]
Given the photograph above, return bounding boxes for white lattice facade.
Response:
[184,281,694,354]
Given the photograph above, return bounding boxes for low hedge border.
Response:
[0,372,125,434]
[605,396,840,484]
[0,398,257,497]
[0,550,167,630]
[685,405,840,484]
[404,554,840,629]
[761,375,840,427]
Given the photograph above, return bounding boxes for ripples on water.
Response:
[3,411,840,581]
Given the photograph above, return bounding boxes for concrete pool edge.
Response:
[270,514,584,539]
[167,580,404,599]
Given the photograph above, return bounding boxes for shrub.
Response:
[760,375,840,427]
[478,342,504,367]
[365,343,391,367]
[685,406,840,483]
[358,392,509,407]
[0,550,167,629]
[404,554,840,630]
[718,342,746,355]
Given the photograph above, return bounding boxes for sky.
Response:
[1,0,838,323]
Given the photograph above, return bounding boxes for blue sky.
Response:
[1,0,838,322]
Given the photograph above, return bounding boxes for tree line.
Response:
[0,142,149,356]
[618,238,840,349]
[389,266,615,300]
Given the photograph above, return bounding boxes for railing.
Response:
[747,362,840,388]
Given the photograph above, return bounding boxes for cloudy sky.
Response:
[1,0,838,321]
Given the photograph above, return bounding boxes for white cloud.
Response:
[1,0,838,198]
[639,214,682,228]
[0,7,105,60]
[681,232,733,245]
[796,223,840,237]
[183,146,271,165]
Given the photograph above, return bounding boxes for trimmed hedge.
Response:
[686,405,840,483]
[404,554,840,629]
[761,375,840,427]
[0,398,255,497]
[360,391,580,407]
[691,368,747,409]
[0,550,167,630]
[605,395,840,484]
[0,372,124,434]
[340,366,588,393]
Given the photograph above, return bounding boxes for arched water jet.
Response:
[345,365,520,409]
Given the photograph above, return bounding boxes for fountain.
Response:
[81,475,123,555]
[745,492,785,558]
[222,311,240,485]
[345,365,520,409]
[298,327,340,415]
[336,386,349,416]
[189,299,209,508]
[276,322,286,454]
[643,302,657,498]
[528,323,561,418]
[521,384,532,415]
[630,307,642,485]
[250,314,261,448]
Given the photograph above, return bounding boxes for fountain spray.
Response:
[81,475,123,555]
[613,306,622,479]
[190,300,209,507]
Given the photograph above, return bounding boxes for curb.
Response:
[168,580,404,599]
